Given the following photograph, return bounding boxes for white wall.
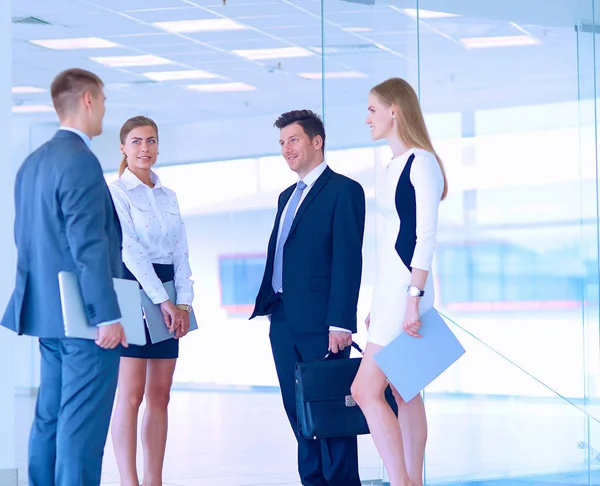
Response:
[0,0,17,483]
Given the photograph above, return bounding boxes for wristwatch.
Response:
[176,304,192,313]
[407,286,425,297]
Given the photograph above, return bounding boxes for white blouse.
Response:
[109,168,194,305]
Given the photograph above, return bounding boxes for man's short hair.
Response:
[274,109,326,154]
[50,68,104,118]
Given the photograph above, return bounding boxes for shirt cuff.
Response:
[329,326,352,333]
[176,293,193,306]
[97,318,121,327]
[149,288,170,305]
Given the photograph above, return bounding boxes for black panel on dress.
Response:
[394,154,416,272]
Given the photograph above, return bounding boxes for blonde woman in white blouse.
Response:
[109,116,194,486]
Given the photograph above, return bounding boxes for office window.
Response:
[218,254,266,315]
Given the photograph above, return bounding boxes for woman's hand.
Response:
[174,310,191,339]
[402,297,422,338]
[159,299,178,333]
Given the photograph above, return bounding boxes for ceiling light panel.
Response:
[207,2,301,19]
[143,70,220,81]
[105,34,191,50]
[124,6,198,16]
[460,35,540,48]
[93,0,185,9]
[233,47,314,61]
[240,12,319,30]
[12,105,55,113]
[12,86,46,94]
[186,82,256,93]
[191,29,277,47]
[90,54,172,67]
[155,18,249,33]
[298,71,368,80]
[29,37,121,50]
[104,33,176,46]
[403,8,460,19]
[342,27,373,33]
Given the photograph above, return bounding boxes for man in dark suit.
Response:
[1,68,127,485]
[251,110,366,486]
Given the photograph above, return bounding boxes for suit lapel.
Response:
[288,167,332,239]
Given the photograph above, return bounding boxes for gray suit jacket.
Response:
[1,130,123,338]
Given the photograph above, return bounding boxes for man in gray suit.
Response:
[1,68,127,485]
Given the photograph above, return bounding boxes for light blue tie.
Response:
[272,180,307,293]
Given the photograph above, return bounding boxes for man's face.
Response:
[279,122,322,177]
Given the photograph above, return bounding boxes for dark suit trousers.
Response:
[29,338,120,486]
[269,299,361,486]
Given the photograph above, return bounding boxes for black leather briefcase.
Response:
[295,344,398,440]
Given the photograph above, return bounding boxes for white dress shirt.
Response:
[59,126,92,149]
[109,169,194,306]
[59,126,120,327]
[275,161,351,334]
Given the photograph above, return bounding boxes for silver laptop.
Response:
[140,280,198,344]
[58,271,146,346]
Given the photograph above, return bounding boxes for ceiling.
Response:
[9,0,598,129]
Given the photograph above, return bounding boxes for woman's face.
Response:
[366,92,395,141]
[121,125,158,171]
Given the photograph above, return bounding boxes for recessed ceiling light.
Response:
[12,86,45,94]
[12,105,55,113]
[29,37,121,50]
[90,54,172,67]
[299,71,368,80]
[233,47,313,61]
[142,70,220,81]
[154,18,248,33]
[460,35,540,48]
[403,8,459,19]
[343,27,373,33]
[186,82,256,93]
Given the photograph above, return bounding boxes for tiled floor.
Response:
[15,389,382,486]
[13,389,600,485]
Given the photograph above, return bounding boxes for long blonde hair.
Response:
[371,78,448,200]
[118,115,159,177]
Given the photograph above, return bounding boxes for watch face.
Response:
[408,286,421,297]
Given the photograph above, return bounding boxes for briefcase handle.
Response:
[323,341,364,360]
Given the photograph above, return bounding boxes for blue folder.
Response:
[374,308,465,402]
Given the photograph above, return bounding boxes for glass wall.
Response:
[321,0,600,483]
[10,0,600,484]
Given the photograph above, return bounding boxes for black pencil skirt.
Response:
[120,263,179,360]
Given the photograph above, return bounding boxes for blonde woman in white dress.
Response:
[351,78,448,486]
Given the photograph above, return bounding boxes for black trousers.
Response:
[269,299,361,486]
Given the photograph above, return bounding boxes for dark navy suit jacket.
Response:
[251,166,366,333]
[1,130,123,338]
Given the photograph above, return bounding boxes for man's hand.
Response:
[96,322,128,349]
[328,331,352,354]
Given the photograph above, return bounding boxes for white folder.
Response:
[58,271,146,346]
